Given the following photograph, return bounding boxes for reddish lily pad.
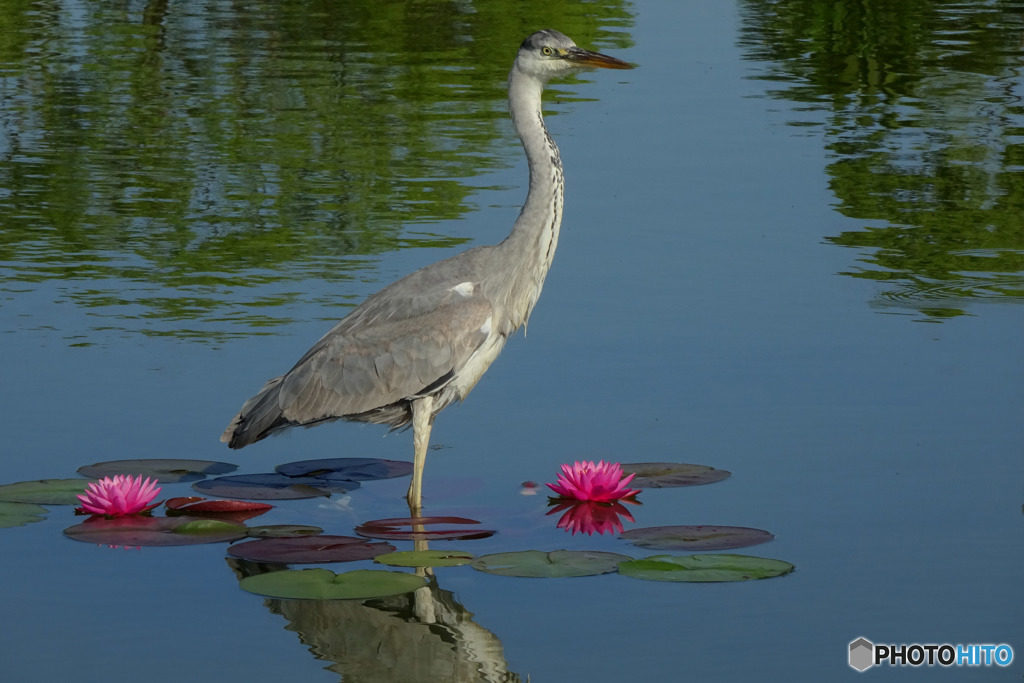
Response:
[166,497,273,513]
[165,497,273,523]
[0,479,92,505]
[244,525,324,538]
[0,501,49,528]
[618,554,795,582]
[374,550,474,568]
[228,535,395,563]
[275,458,414,481]
[192,473,355,500]
[77,459,236,483]
[470,550,632,578]
[64,515,248,546]
[621,462,731,488]
[621,525,774,551]
[355,516,494,541]
[239,568,426,600]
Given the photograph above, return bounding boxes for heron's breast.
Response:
[448,315,507,400]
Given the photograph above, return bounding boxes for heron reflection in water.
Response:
[222,30,634,512]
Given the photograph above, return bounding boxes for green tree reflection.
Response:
[739,0,1024,319]
[0,0,632,340]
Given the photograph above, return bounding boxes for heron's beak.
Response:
[563,46,634,70]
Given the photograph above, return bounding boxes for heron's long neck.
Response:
[495,67,565,330]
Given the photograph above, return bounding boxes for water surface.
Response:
[1,1,1021,681]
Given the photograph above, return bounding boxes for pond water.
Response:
[2,1,1022,681]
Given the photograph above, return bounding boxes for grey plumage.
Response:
[222,30,632,511]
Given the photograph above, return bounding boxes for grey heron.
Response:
[222,30,633,512]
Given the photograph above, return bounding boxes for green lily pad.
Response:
[77,459,237,483]
[64,515,248,546]
[374,550,474,568]
[0,479,92,505]
[621,463,731,488]
[192,474,346,500]
[617,554,795,582]
[355,516,494,541]
[470,550,632,578]
[0,501,49,528]
[239,568,427,600]
[227,535,395,563]
[620,525,774,551]
[275,458,413,481]
[172,519,248,536]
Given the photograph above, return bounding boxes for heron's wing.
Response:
[224,278,496,444]
[222,244,506,446]
[282,287,494,418]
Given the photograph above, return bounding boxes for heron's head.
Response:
[514,29,633,81]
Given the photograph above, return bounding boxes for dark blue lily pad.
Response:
[275,458,413,481]
[192,473,359,500]
[78,459,237,483]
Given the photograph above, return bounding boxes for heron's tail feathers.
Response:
[221,376,289,449]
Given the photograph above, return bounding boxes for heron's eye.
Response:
[541,46,553,56]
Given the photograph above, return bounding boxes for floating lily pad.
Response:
[375,550,474,568]
[244,525,324,538]
[275,458,414,481]
[206,473,359,493]
[77,459,236,483]
[173,519,248,536]
[617,554,795,582]
[355,516,494,541]
[64,516,248,546]
[620,525,774,551]
[0,479,92,505]
[192,473,355,500]
[239,568,426,600]
[0,501,49,528]
[470,550,632,578]
[166,497,273,514]
[621,463,731,488]
[165,496,273,523]
[228,535,395,563]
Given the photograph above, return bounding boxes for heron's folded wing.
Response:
[275,290,494,422]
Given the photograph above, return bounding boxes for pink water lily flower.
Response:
[76,475,162,517]
[546,460,640,502]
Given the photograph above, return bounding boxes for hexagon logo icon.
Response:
[849,637,874,671]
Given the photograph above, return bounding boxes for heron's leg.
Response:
[407,395,434,515]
